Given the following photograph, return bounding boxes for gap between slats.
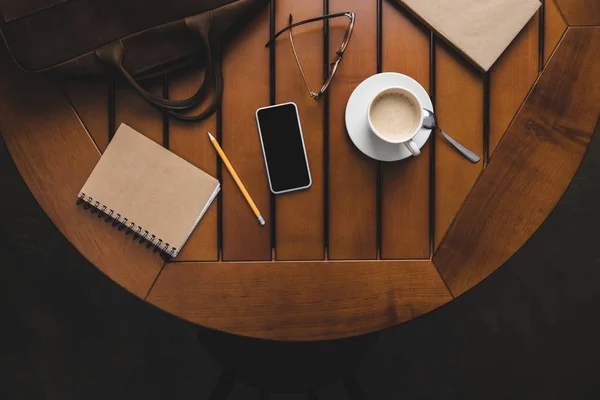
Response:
[323,0,330,260]
[376,0,383,260]
[269,0,276,258]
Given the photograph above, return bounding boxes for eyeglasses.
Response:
[265,11,355,100]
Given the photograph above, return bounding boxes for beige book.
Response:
[396,0,541,71]
[78,123,220,258]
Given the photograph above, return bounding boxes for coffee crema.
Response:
[369,93,419,141]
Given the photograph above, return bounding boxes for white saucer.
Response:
[345,73,433,162]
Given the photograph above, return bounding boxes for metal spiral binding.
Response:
[76,193,176,259]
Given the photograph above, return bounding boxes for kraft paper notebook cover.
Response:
[77,123,220,258]
[396,0,541,71]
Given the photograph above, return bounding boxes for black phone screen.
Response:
[256,103,311,193]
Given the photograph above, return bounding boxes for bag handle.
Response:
[166,47,223,121]
[95,14,222,121]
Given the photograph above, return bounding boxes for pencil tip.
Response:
[207,132,215,141]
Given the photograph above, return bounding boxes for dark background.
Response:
[1,121,599,399]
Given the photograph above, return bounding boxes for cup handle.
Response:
[404,139,421,157]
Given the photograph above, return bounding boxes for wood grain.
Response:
[147,260,452,340]
[380,3,431,259]
[3,4,598,342]
[167,67,218,261]
[62,77,110,152]
[328,0,378,260]
[434,27,600,297]
[221,8,271,261]
[115,77,164,145]
[273,0,325,260]
[434,41,484,249]
[544,0,568,65]
[0,52,164,299]
[554,0,600,26]
[489,12,540,155]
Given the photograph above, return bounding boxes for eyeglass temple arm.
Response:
[265,11,352,47]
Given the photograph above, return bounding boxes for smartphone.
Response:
[256,102,312,194]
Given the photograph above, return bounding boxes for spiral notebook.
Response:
[77,123,220,258]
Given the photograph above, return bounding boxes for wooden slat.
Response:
[554,0,600,25]
[62,77,110,152]
[434,42,484,249]
[0,53,163,299]
[273,0,325,260]
[489,12,540,155]
[434,27,600,296]
[380,3,430,259]
[167,68,218,261]
[147,260,452,341]
[221,8,271,261]
[115,78,164,145]
[328,0,378,260]
[544,0,568,65]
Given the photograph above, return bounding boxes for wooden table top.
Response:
[1,0,598,341]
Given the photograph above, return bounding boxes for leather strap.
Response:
[94,13,221,121]
[167,47,223,121]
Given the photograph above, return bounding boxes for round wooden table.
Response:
[1,0,598,341]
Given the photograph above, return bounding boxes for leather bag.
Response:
[0,0,269,121]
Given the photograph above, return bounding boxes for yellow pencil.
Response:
[208,132,265,226]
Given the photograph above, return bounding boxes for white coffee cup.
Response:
[367,87,424,157]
